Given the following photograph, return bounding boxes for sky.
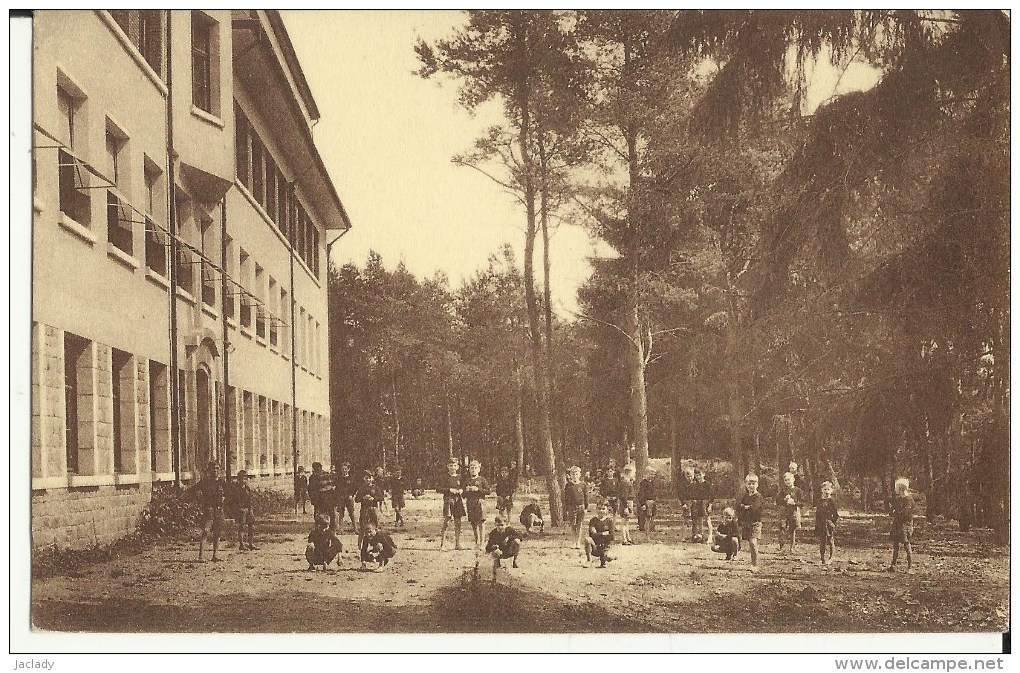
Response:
[281,11,882,314]
[283,10,606,314]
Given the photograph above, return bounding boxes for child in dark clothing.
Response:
[888,477,915,572]
[690,469,711,542]
[519,497,544,534]
[494,465,517,520]
[390,467,406,527]
[305,514,342,571]
[816,480,839,565]
[463,460,491,549]
[294,466,309,515]
[485,514,523,579]
[233,470,258,551]
[375,467,389,513]
[439,460,466,550]
[618,464,636,545]
[360,521,397,571]
[411,478,425,499]
[336,462,358,534]
[356,471,384,548]
[599,466,621,518]
[710,507,741,560]
[563,465,589,549]
[585,502,615,567]
[637,470,658,532]
[777,471,806,553]
[191,461,225,562]
[737,474,764,568]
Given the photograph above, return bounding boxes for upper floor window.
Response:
[191,12,218,115]
[57,83,91,227]
[110,10,164,76]
[105,123,133,256]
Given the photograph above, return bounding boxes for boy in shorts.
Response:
[816,480,839,565]
[617,464,636,545]
[305,514,342,571]
[777,471,805,553]
[360,521,397,571]
[463,460,491,549]
[294,465,308,515]
[390,466,406,528]
[336,462,358,534]
[519,496,544,535]
[356,470,384,547]
[485,514,523,579]
[234,470,258,551]
[710,507,741,560]
[494,465,517,521]
[562,465,589,549]
[585,502,615,567]
[888,477,915,572]
[439,460,466,550]
[737,474,764,568]
[192,461,225,562]
[637,468,658,532]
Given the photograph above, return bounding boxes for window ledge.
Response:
[69,474,111,488]
[153,471,177,483]
[59,214,97,245]
[255,335,267,347]
[201,303,220,321]
[97,10,168,97]
[146,268,170,290]
[176,287,196,304]
[226,316,237,329]
[32,475,69,491]
[191,106,224,129]
[108,243,140,271]
[241,325,254,339]
[114,473,140,485]
[269,344,279,354]
[235,181,321,288]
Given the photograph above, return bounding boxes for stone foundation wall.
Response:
[32,482,154,549]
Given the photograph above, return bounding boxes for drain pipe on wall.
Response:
[165,11,182,489]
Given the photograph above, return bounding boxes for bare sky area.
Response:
[283,10,607,313]
[283,10,882,313]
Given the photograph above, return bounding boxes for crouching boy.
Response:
[360,521,397,571]
[485,515,523,580]
[710,507,741,561]
[305,515,343,571]
[519,496,544,535]
[585,502,615,567]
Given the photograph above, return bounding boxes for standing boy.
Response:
[234,470,258,551]
[585,502,615,567]
[439,460,466,550]
[356,470,384,548]
[637,469,658,533]
[737,474,764,568]
[463,460,491,549]
[336,462,358,534]
[294,466,309,515]
[617,464,636,545]
[192,461,225,562]
[888,477,915,572]
[599,463,621,518]
[777,471,805,553]
[494,465,517,521]
[563,466,589,549]
[390,466,406,528]
[816,480,839,565]
[691,468,711,542]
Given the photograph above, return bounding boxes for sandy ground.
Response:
[31,492,1008,633]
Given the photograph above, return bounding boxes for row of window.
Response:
[60,330,326,478]
[54,78,325,379]
[109,10,219,119]
[235,104,322,278]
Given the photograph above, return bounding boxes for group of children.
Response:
[192,456,918,577]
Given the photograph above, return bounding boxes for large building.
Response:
[31,10,349,548]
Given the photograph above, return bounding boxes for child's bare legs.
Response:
[454,518,463,549]
[440,516,451,549]
[748,537,758,567]
[621,516,631,544]
[572,522,583,549]
[904,540,912,570]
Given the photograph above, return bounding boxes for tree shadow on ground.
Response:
[32,570,654,633]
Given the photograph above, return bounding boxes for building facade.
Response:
[31,10,349,549]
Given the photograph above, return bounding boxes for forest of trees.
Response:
[329,10,1008,534]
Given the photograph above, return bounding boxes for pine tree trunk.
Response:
[625,302,650,476]
[514,15,561,527]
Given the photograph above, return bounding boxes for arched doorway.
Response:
[196,366,215,469]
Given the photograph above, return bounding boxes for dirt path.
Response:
[31,493,1008,633]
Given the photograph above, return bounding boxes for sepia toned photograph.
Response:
[21,9,1009,645]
